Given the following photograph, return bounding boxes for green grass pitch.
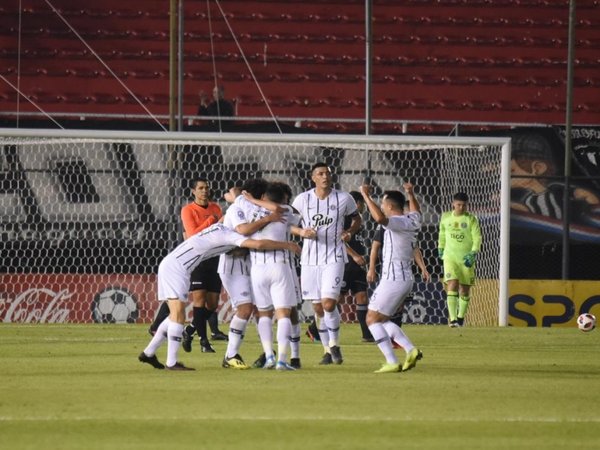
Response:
[1,323,599,450]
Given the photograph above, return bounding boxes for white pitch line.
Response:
[1,416,599,423]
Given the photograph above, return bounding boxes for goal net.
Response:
[0,129,510,326]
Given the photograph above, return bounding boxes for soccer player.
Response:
[291,162,362,365]
[148,178,227,347]
[248,182,302,370]
[359,183,423,373]
[340,191,372,342]
[437,192,482,327]
[368,206,430,330]
[218,179,284,369]
[138,222,300,371]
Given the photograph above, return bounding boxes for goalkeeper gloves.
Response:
[463,251,477,268]
[437,248,444,259]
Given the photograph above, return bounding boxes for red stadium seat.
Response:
[1,0,599,125]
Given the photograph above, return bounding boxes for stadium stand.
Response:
[0,0,599,131]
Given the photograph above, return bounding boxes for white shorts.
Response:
[157,253,190,303]
[300,262,345,302]
[220,272,253,309]
[368,279,414,317]
[251,263,297,311]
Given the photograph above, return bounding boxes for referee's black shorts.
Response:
[190,256,223,293]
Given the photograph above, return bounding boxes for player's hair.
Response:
[453,192,469,202]
[240,178,269,199]
[264,182,289,204]
[269,181,293,204]
[349,190,364,204]
[191,177,209,189]
[311,162,330,174]
[382,190,406,209]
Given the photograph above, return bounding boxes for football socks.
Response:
[166,321,184,367]
[446,291,459,322]
[368,322,398,365]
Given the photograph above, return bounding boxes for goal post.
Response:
[0,128,510,326]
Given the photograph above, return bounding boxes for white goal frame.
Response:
[0,128,511,326]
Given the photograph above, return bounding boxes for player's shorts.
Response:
[300,261,345,302]
[157,253,189,302]
[251,263,297,311]
[190,256,223,293]
[443,258,476,286]
[368,279,414,317]
[340,259,368,294]
[220,272,253,308]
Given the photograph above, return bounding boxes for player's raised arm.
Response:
[403,182,421,214]
[359,184,388,226]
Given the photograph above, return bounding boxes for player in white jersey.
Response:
[291,162,362,365]
[138,222,300,371]
[248,182,302,370]
[359,182,424,374]
[217,179,285,369]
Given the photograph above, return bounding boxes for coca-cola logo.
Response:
[0,288,73,323]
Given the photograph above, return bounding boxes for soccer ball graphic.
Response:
[577,313,596,332]
[92,288,139,324]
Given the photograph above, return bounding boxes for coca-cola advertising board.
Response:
[0,274,157,323]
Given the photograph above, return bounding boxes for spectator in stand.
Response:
[198,85,236,130]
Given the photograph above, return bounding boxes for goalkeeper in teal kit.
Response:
[438,192,482,327]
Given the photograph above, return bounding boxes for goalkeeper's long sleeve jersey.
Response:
[438,211,482,259]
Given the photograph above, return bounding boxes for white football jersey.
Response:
[249,205,300,265]
[292,188,358,266]
[171,223,247,274]
[217,196,265,275]
[380,212,422,281]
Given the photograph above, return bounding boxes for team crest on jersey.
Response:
[461,223,467,229]
[329,205,337,211]
[237,210,245,220]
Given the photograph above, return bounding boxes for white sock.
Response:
[144,317,170,356]
[290,323,301,359]
[257,315,274,357]
[368,322,398,364]
[276,317,292,363]
[166,321,184,367]
[226,316,248,358]
[316,315,330,352]
[382,321,414,353]
[324,308,341,347]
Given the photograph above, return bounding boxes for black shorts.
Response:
[340,259,368,294]
[190,256,223,293]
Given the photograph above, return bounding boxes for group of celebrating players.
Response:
[138,162,481,373]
